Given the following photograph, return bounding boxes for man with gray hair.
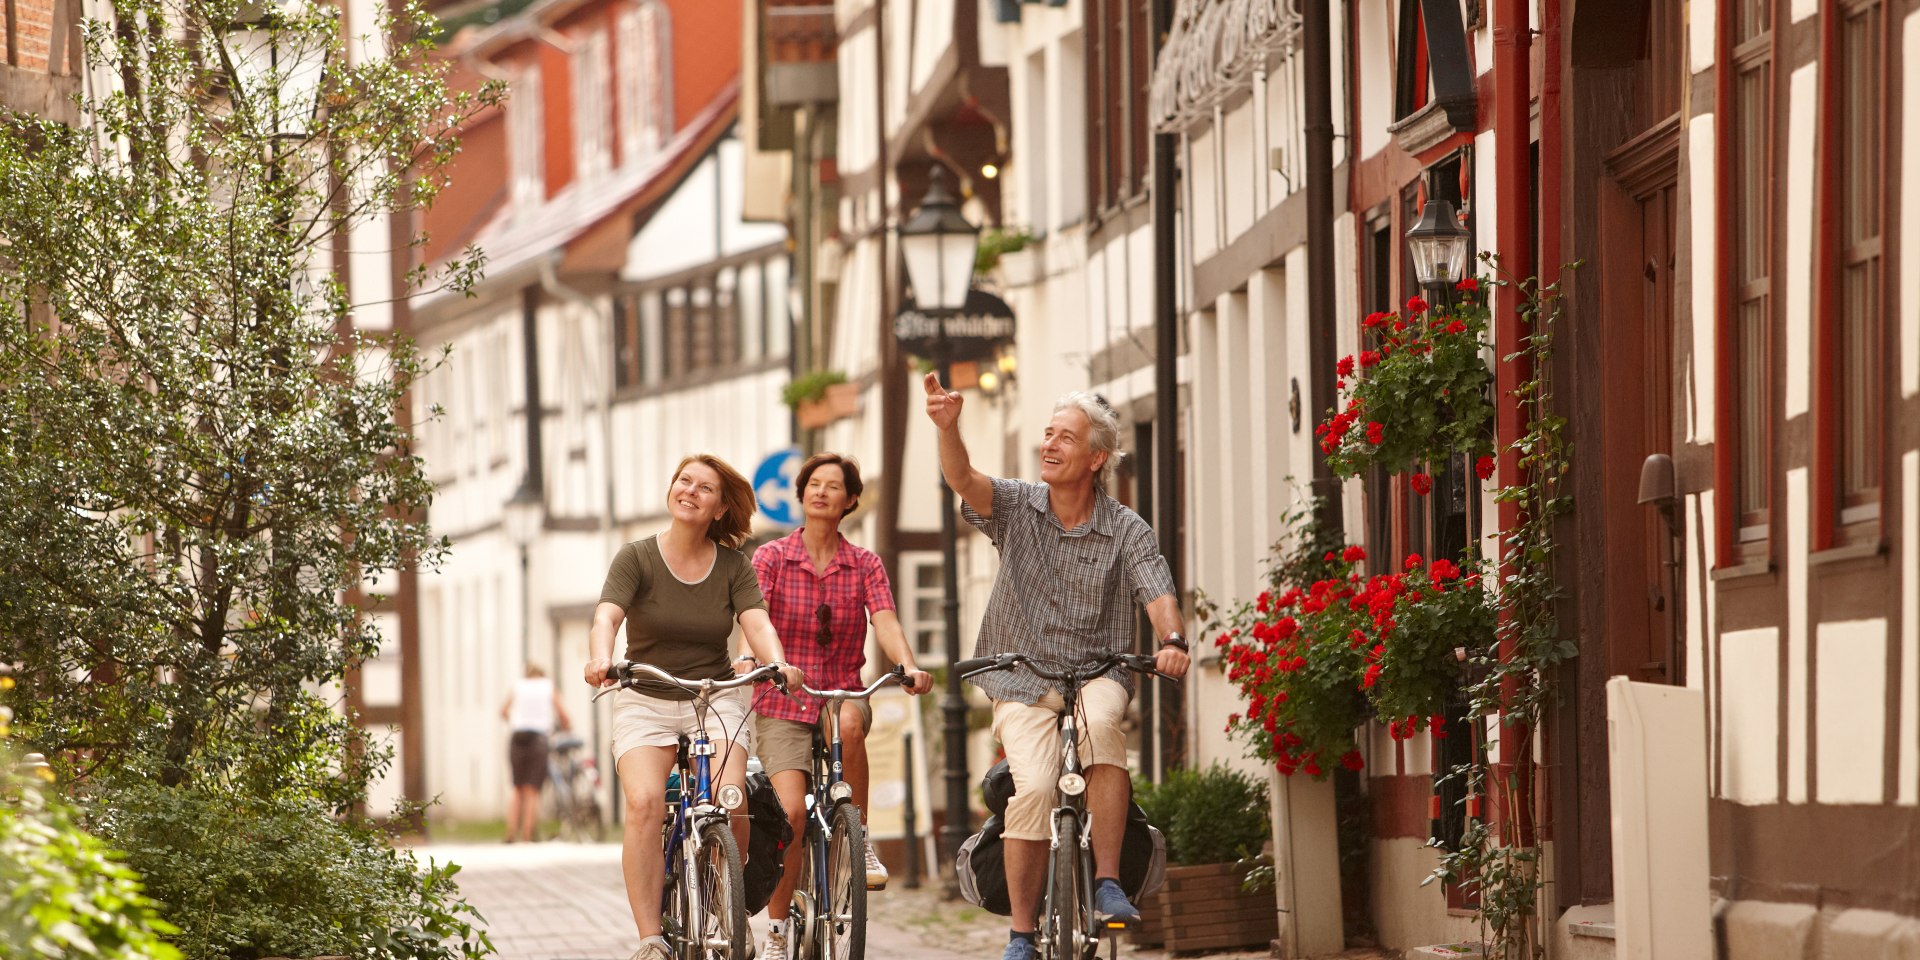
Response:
[922,373,1190,960]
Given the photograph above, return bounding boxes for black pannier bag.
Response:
[956,760,1167,916]
[743,770,792,915]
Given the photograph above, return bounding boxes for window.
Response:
[508,66,546,212]
[615,1,671,167]
[612,252,788,389]
[1085,0,1151,213]
[1817,0,1884,541]
[1719,0,1774,560]
[573,29,613,184]
[904,557,945,663]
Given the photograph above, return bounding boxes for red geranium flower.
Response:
[1410,472,1433,496]
[1359,349,1382,369]
[1361,663,1383,689]
[1406,295,1429,315]
[1456,277,1479,292]
[1340,750,1365,771]
[1342,545,1367,562]
[1405,553,1423,570]
[1430,558,1461,580]
[1446,320,1466,334]
[1366,422,1385,445]
[1363,311,1389,328]
[1475,455,1496,479]
[1337,355,1356,376]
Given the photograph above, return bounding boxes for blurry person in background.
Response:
[501,663,572,843]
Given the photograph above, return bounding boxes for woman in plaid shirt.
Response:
[747,453,933,960]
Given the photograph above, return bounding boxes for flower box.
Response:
[1129,862,1277,952]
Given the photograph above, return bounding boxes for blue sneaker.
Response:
[1001,937,1036,960]
[1093,879,1140,925]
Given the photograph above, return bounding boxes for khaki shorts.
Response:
[754,700,874,777]
[991,677,1129,842]
[611,686,754,762]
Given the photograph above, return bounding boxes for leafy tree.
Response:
[0,0,495,803]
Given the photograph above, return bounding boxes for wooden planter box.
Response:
[795,383,860,429]
[1129,861,1278,953]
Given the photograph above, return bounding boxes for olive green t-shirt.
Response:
[598,536,766,701]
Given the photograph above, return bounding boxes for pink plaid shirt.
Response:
[751,531,898,723]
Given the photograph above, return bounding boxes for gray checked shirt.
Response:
[959,477,1177,705]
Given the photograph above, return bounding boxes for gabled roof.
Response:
[415,79,740,316]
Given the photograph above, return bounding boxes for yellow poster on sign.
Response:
[860,687,933,840]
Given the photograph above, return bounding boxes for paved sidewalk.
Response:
[427,841,1014,960]
[426,840,1388,960]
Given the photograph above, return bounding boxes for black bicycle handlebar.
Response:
[955,651,1176,685]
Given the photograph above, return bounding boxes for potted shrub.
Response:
[782,369,851,429]
[1129,764,1277,951]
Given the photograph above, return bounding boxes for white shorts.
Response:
[610,685,755,762]
[990,677,1130,842]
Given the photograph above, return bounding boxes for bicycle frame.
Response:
[957,653,1170,960]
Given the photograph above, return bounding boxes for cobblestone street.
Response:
[428,841,1318,960]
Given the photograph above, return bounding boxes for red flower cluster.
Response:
[1410,472,1433,496]
[1476,455,1496,480]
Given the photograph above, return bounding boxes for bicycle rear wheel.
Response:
[695,819,749,960]
[821,803,866,960]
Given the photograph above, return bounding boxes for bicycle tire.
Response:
[1043,810,1093,960]
[665,830,693,960]
[822,803,866,960]
[696,819,749,960]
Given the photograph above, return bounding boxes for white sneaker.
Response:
[762,922,789,960]
[630,936,672,960]
[863,841,888,889]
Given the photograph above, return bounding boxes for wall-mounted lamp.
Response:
[978,345,1018,399]
[1637,452,1680,536]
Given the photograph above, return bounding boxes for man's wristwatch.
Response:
[1159,632,1190,653]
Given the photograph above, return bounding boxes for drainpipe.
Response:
[1304,0,1340,535]
[1492,0,1534,846]
[1150,0,1181,781]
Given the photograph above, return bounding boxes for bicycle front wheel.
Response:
[821,803,866,960]
[695,819,748,960]
[1043,811,1095,960]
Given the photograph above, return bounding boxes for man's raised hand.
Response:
[923,370,963,430]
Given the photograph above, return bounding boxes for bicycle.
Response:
[955,652,1172,960]
[781,665,908,960]
[546,732,605,842]
[595,660,785,960]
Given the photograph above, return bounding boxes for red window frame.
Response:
[1811,0,1889,551]
[1712,0,1778,569]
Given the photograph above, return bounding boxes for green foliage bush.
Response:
[1133,764,1269,867]
[90,782,489,960]
[1,748,181,960]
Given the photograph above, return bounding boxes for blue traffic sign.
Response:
[752,447,802,527]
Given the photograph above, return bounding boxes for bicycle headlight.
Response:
[717,783,746,811]
[829,781,854,803]
[1057,772,1087,796]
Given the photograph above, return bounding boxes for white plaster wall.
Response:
[1903,11,1920,400]
[1188,129,1221,262]
[1368,838,1481,949]
[1786,467,1809,803]
[837,25,879,176]
[624,139,788,282]
[1815,619,1889,804]
[1355,0,1395,160]
[1687,115,1718,444]
[1783,65,1817,420]
[1690,0,1717,73]
[1222,99,1258,244]
[1905,450,1920,805]
[1719,627,1781,804]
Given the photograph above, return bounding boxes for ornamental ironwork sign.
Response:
[892,290,1017,363]
[1150,0,1302,133]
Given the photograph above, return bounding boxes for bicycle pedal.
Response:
[1101,920,1132,931]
